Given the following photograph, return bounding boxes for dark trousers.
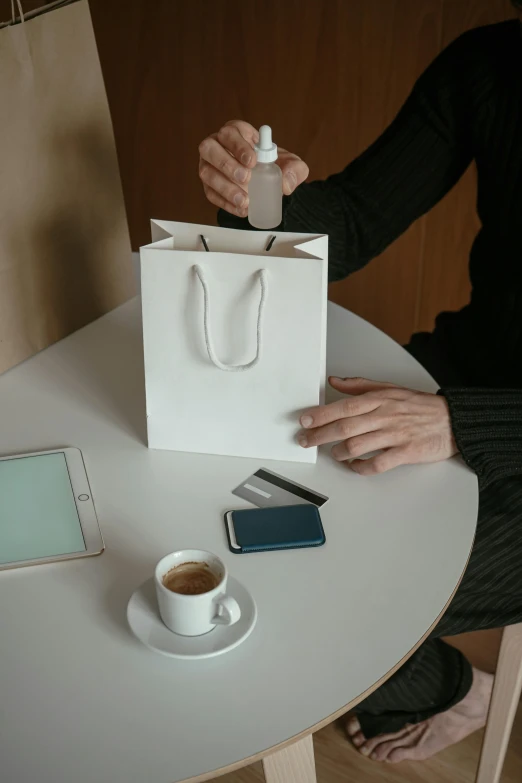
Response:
[355,332,522,738]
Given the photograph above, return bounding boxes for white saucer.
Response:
[127,576,257,659]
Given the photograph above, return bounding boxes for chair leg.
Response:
[475,623,522,783]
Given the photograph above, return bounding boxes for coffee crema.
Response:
[162,561,220,595]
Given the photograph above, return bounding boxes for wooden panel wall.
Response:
[1,0,518,343]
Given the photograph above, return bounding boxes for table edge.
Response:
[177,528,476,783]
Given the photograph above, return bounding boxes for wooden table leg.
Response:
[475,623,522,783]
[262,734,317,783]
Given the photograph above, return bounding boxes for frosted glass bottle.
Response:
[248,125,283,230]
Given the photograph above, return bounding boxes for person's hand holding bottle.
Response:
[198,120,309,218]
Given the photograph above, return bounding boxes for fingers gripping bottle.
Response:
[248,125,283,229]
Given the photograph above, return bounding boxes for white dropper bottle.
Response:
[248,125,283,229]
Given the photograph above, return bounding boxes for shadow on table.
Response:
[79,311,147,444]
[48,547,152,644]
[102,550,154,643]
[44,303,147,444]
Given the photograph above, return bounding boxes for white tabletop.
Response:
[0,299,478,783]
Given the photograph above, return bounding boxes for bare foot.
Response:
[345,667,493,763]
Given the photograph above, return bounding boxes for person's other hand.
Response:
[198,120,309,218]
[298,377,458,475]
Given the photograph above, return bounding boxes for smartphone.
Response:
[224,504,325,554]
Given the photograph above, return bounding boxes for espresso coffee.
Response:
[163,561,219,596]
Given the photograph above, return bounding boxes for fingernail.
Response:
[285,171,297,193]
[298,435,308,448]
[237,207,248,218]
[233,192,246,207]
[241,152,252,166]
[360,745,370,757]
[300,415,313,428]
[235,167,248,183]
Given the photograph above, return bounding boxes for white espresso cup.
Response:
[154,549,241,636]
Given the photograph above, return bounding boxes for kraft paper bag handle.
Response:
[11,0,25,23]
[193,264,268,373]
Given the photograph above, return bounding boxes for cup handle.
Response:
[212,594,241,626]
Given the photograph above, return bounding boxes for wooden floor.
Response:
[215,630,522,783]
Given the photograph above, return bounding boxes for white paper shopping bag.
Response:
[140,220,328,463]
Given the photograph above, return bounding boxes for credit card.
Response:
[232,468,328,509]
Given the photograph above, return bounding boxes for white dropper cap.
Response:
[254,125,278,163]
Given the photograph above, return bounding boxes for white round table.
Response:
[0,299,478,783]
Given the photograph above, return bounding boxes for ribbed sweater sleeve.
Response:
[219,30,478,281]
[217,24,522,487]
[441,389,522,487]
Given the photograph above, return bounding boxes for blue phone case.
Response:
[225,504,325,554]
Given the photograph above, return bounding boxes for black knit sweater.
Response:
[219,21,522,488]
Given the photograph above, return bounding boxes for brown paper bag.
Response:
[0,0,134,374]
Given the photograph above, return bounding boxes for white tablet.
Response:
[0,447,104,572]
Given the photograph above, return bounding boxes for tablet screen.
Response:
[0,452,86,565]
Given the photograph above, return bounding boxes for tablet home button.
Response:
[78,494,90,501]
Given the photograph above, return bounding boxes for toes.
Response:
[387,747,410,763]
[358,726,415,761]
[346,717,361,737]
[345,717,366,750]
[351,731,365,748]
[370,738,407,762]
[358,734,385,756]
[377,725,427,763]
